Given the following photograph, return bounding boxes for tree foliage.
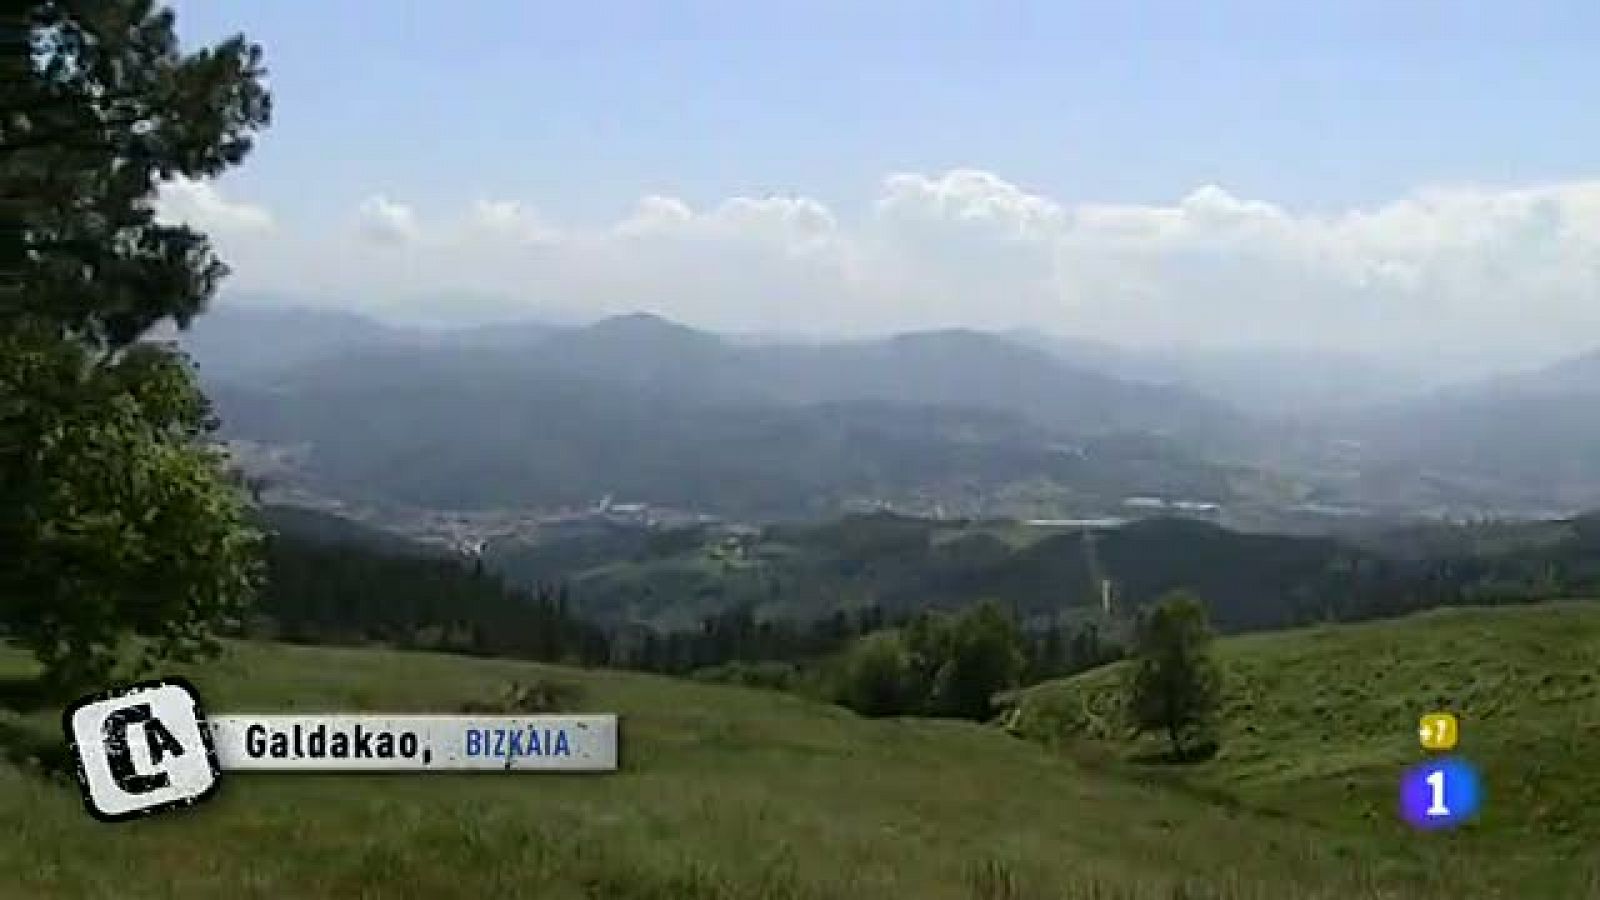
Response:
[922,601,1027,720]
[835,632,916,717]
[1125,591,1222,761]
[1,1,270,688]
[257,533,612,666]
[834,601,1028,721]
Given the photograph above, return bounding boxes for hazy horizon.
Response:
[163,0,1600,380]
[191,293,1512,391]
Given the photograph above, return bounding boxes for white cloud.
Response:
[614,195,695,237]
[357,195,420,244]
[614,194,836,255]
[201,170,1600,373]
[709,195,837,247]
[878,169,1066,239]
[155,178,274,233]
[467,199,555,243]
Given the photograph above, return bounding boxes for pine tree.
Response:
[3,1,271,689]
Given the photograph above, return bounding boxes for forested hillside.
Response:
[260,505,1600,692]
[483,510,1600,635]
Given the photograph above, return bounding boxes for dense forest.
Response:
[250,506,1600,723]
[484,510,1600,636]
[256,531,611,663]
[252,514,1121,703]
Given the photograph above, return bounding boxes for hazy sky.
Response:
[163,1,1600,371]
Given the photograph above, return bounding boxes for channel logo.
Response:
[62,678,223,823]
[1399,757,1481,830]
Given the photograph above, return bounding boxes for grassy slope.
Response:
[0,603,1579,899]
[1011,601,1600,897]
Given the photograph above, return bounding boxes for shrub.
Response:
[459,679,583,714]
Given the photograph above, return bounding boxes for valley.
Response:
[11,6,1598,898]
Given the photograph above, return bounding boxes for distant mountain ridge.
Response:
[1008,329,1441,413]
[1343,349,1600,512]
[173,304,419,382]
[192,306,1248,517]
[185,305,1229,424]
[182,304,1600,518]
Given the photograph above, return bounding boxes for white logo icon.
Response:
[63,678,222,822]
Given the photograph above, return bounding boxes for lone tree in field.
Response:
[835,631,915,718]
[925,601,1028,721]
[1126,591,1222,761]
[1,1,271,690]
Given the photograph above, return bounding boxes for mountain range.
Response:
[182,302,1600,521]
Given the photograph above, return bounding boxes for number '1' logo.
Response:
[1399,758,1481,830]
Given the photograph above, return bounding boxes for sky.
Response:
[162,0,1600,373]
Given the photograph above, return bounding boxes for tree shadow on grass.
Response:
[0,675,72,714]
[0,677,78,783]
[0,716,73,782]
[1128,739,1221,766]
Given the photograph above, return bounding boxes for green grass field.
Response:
[0,603,1588,898]
[1011,601,1600,897]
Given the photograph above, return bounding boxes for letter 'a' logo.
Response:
[63,678,222,822]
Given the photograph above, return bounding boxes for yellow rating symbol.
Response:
[1419,712,1459,751]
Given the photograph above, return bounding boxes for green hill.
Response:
[0,605,1578,898]
[1009,601,1600,897]
[502,513,1426,634]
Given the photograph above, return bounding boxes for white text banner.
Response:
[206,715,618,771]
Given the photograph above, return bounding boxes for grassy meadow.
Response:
[1011,601,1600,897]
[0,603,1590,898]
